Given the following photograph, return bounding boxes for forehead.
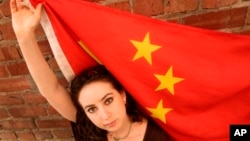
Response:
[78,81,115,105]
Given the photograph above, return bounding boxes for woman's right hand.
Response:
[10,0,42,36]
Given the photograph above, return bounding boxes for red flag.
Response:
[30,0,250,140]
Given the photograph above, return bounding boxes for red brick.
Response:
[247,15,250,25]
[202,0,237,8]
[133,0,164,16]
[0,77,33,92]
[0,132,17,140]
[236,30,250,35]
[0,33,3,41]
[36,119,71,128]
[0,108,8,118]
[0,0,11,17]
[0,49,5,61]
[106,1,131,12]
[16,131,36,140]
[0,46,21,61]
[33,130,53,140]
[22,92,47,104]
[166,18,180,24]
[47,57,60,71]
[35,24,46,37]
[183,7,248,30]
[37,40,52,55]
[0,120,35,129]
[7,61,30,76]
[165,0,199,13]
[9,106,47,117]
[0,23,16,40]
[53,129,73,139]
[48,105,60,116]
[0,93,23,106]
[0,65,9,78]
[58,74,69,87]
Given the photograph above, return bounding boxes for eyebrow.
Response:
[84,93,113,110]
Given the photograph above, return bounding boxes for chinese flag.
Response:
[29,0,250,140]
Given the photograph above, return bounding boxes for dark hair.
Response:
[70,65,145,141]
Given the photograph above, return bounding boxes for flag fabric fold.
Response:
[30,0,250,140]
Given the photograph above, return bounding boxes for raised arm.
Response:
[10,0,76,122]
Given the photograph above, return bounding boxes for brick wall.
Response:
[0,0,250,140]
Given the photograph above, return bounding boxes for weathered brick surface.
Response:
[0,93,23,105]
[0,0,250,140]
[53,129,74,139]
[0,120,35,129]
[48,105,60,116]
[33,130,53,140]
[0,132,17,140]
[9,106,47,117]
[0,108,8,118]
[0,46,21,61]
[0,0,11,17]
[36,119,71,129]
[0,65,9,78]
[38,40,53,55]
[133,0,164,16]
[16,131,36,140]
[165,0,199,13]
[105,0,131,12]
[0,77,33,92]
[0,23,16,40]
[202,0,238,8]
[183,7,248,30]
[7,61,30,76]
[21,92,47,104]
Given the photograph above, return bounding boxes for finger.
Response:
[10,0,17,13]
[16,0,24,10]
[34,4,43,18]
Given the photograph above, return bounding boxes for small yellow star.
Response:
[147,99,172,124]
[130,32,161,65]
[154,66,184,95]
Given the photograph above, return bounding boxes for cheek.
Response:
[113,99,127,115]
[85,113,102,127]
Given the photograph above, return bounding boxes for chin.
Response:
[104,120,121,132]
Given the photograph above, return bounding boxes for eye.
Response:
[87,107,97,113]
[104,97,113,105]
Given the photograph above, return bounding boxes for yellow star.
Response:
[154,66,184,95]
[147,99,172,124]
[130,32,161,65]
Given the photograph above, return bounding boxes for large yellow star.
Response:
[147,99,172,124]
[154,66,184,95]
[130,32,161,65]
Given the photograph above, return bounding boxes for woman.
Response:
[10,0,169,140]
[70,65,168,141]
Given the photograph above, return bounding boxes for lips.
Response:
[104,120,117,128]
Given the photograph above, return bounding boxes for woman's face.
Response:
[78,81,128,132]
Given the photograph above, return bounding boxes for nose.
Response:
[99,106,111,120]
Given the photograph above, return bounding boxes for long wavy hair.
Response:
[70,65,145,141]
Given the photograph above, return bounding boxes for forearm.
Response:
[16,32,76,121]
[17,32,58,95]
